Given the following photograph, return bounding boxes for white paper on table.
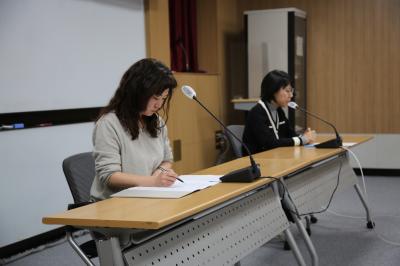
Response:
[111,175,222,199]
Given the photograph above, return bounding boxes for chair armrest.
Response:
[68,202,92,210]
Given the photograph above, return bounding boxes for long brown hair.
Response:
[98,58,177,139]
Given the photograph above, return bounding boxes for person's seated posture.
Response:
[243,70,316,154]
[90,58,179,247]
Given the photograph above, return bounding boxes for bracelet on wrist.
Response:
[157,166,167,172]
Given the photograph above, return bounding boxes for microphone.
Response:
[288,101,342,148]
[176,38,190,72]
[181,85,261,182]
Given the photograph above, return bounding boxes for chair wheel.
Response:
[367,221,375,229]
[284,241,291,250]
[310,215,318,224]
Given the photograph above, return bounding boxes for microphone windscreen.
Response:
[181,85,196,99]
[288,101,298,109]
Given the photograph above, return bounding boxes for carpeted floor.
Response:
[240,176,400,266]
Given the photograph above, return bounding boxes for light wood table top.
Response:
[42,135,372,230]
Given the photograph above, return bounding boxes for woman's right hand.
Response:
[152,169,178,187]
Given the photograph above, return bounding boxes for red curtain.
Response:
[169,0,199,72]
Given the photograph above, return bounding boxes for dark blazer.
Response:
[242,103,298,155]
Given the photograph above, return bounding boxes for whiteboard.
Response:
[0,0,146,114]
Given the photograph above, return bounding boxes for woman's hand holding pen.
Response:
[152,167,179,187]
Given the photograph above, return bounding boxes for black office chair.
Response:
[62,152,98,266]
[224,125,245,158]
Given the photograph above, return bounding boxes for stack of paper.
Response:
[111,175,222,199]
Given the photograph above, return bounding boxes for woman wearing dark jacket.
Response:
[243,70,316,154]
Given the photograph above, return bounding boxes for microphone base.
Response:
[315,138,343,149]
[220,165,261,183]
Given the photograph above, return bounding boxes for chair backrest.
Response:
[225,125,245,158]
[62,152,96,203]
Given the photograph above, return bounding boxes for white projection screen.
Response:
[0,0,146,114]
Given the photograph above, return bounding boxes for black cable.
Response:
[296,160,342,217]
[265,176,301,217]
[263,159,343,218]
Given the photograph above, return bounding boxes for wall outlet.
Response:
[173,139,182,162]
[215,130,224,150]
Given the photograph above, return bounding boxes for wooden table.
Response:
[43,135,372,266]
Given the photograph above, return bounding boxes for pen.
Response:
[158,166,184,183]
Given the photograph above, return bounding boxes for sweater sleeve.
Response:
[159,118,173,163]
[92,115,122,186]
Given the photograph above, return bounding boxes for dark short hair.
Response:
[260,70,292,103]
[99,58,177,140]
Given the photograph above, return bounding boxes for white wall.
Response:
[0,0,146,247]
[348,134,400,169]
[0,0,146,113]
[0,123,93,247]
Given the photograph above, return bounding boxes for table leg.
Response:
[66,231,95,266]
[354,183,375,228]
[271,182,308,266]
[284,228,306,266]
[281,194,319,266]
[96,236,125,266]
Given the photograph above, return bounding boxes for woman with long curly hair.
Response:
[90,58,178,201]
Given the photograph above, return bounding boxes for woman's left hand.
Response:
[304,128,317,144]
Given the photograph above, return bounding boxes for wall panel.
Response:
[145,0,400,173]
[235,0,400,133]
[167,74,221,174]
[145,2,223,174]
